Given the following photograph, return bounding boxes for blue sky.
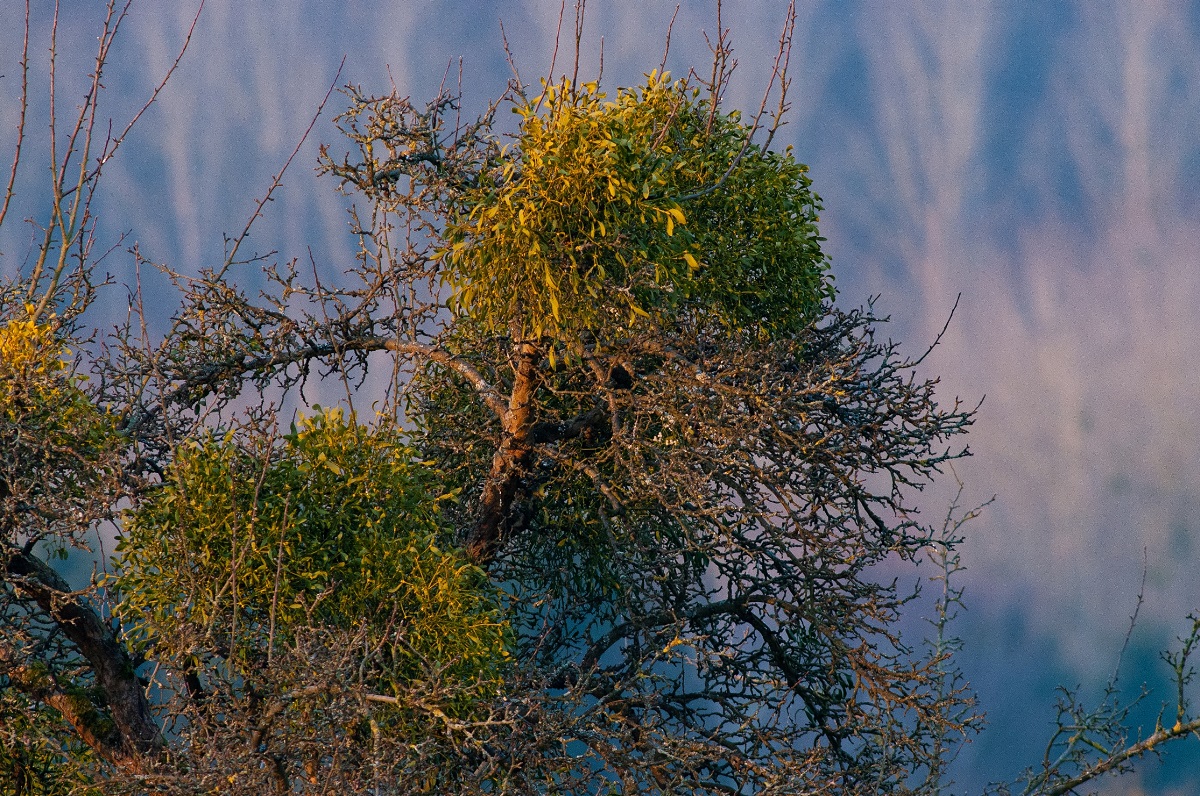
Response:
[5,2,1200,791]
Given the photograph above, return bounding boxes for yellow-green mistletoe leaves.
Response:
[0,305,119,536]
[0,306,101,430]
[0,307,66,395]
[443,72,834,344]
[114,409,511,692]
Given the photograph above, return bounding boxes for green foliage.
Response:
[0,304,115,452]
[0,303,120,542]
[114,409,510,693]
[0,694,106,796]
[444,72,834,346]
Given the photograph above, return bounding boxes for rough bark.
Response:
[466,339,541,564]
[5,549,161,771]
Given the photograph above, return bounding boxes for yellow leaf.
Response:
[683,251,700,271]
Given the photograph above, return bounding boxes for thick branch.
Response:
[5,550,161,770]
[529,399,608,445]
[466,339,540,564]
[122,335,506,436]
[387,339,508,417]
[1,653,121,764]
[1044,718,1200,796]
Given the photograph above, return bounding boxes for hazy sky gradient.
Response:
[5,2,1200,791]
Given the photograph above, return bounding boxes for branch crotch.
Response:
[467,340,541,565]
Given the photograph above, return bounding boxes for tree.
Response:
[3,3,1199,795]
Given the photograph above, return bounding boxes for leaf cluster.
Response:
[444,72,834,347]
[114,409,511,698]
[0,302,120,548]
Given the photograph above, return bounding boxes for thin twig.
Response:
[677,0,796,204]
[88,1,206,183]
[571,0,586,91]
[220,57,346,279]
[0,0,31,231]
[910,292,961,368]
[659,5,680,75]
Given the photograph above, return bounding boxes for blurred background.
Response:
[4,2,1200,791]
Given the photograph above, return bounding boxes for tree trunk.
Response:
[466,339,540,564]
